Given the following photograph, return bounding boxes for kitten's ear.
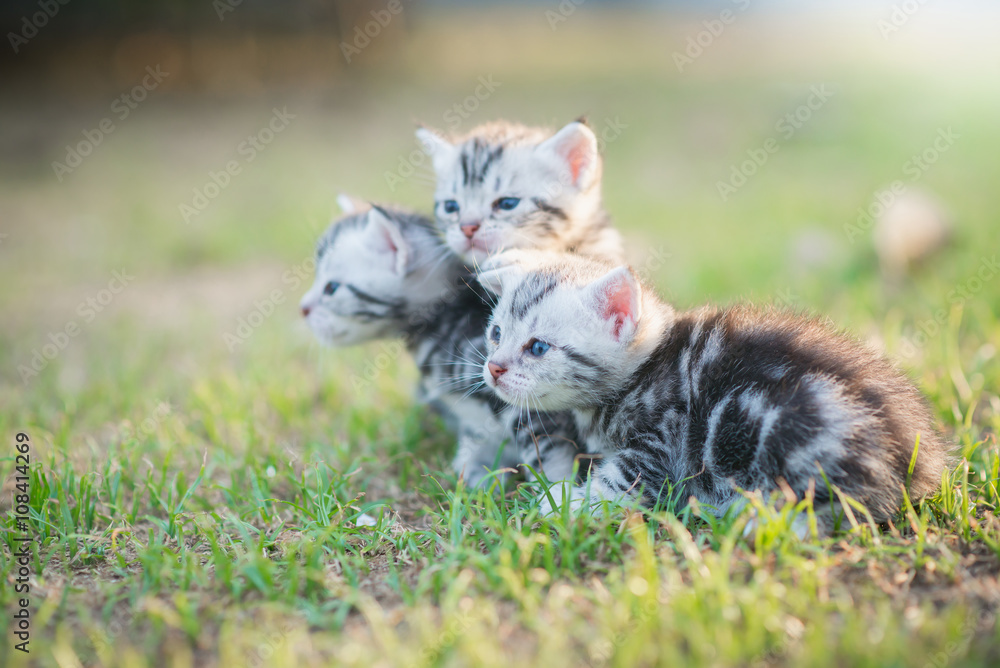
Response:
[365,207,409,275]
[337,193,371,215]
[416,127,455,173]
[536,121,600,189]
[584,266,642,343]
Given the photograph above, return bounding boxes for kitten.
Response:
[300,199,458,347]
[416,120,624,265]
[477,250,949,530]
[300,201,585,487]
[412,118,627,482]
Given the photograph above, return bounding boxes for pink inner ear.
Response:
[602,280,634,340]
[379,226,398,255]
[565,142,589,185]
[370,216,406,273]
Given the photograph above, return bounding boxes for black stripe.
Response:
[613,455,642,494]
[476,146,503,184]
[563,347,603,371]
[461,152,470,186]
[531,199,568,220]
[510,274,558,320]
[346,284,404,308]
[530,217,557,237]
[350,309,387,322]
[316,214,365,259]
[709,397,762,487]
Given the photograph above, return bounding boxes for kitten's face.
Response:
[300,207,448,346]
[417,122,600,264]
[477,253,641,411]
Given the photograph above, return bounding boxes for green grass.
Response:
[2,10,1000,667]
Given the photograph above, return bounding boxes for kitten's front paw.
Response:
[537,483,590,517]
[741,507,820,540]
[479,249,529,272]
[460,467,507,491]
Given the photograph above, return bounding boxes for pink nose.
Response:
[488,361,506,381]
[301,305,311,317]
[461,223,480,239]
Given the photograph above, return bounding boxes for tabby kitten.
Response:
[477,251,948,528]
[417,120,624,265]
[300,202,583,487]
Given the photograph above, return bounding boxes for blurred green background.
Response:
[2,0,998,448]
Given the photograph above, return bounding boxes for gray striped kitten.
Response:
[409,119,630,482]
[417,120,624,265]
[477,250,949,531]
[299,201,583,487]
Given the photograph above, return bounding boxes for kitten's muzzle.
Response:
[460,222,481,239]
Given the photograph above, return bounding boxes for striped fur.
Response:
[478,251,949,528]
[301,205,587,487]
[417,120,624,265]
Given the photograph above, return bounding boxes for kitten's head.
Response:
[476,250,651,411]
[300,199,457,346]
[416,120,604,264]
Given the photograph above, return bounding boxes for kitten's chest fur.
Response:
[406,279,502,410]
[407,280,586,485]
[559,209,624,263]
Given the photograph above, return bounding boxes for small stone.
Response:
[873,189,952,278]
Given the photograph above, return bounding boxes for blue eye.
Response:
[490,325,501,343]
[442,200,460,214]
[323,281,339,296]
[494,197,520,211]
[529,340,550,357]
